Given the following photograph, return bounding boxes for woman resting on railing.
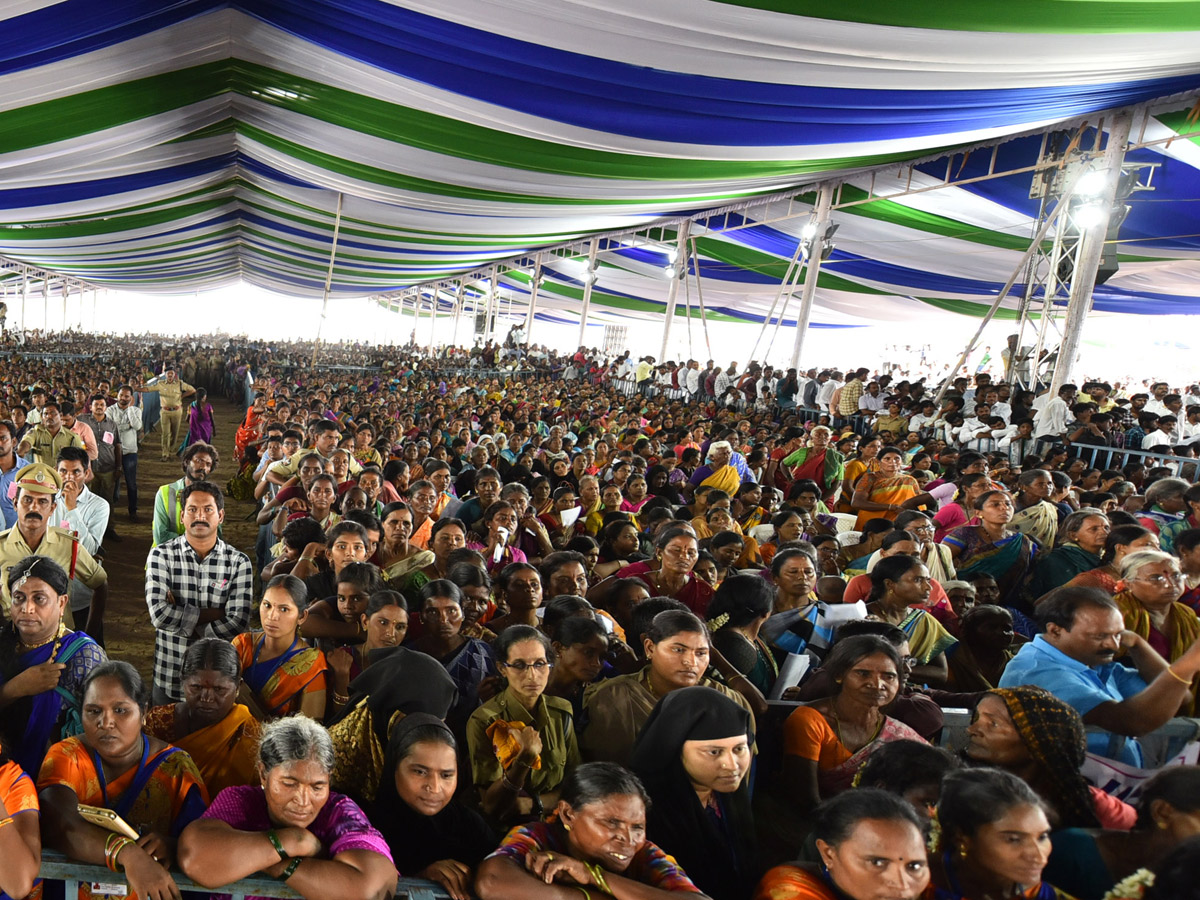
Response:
[38,661,208,900]
[0,738,41,900]
[178,716,397,900]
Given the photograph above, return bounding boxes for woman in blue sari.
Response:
[0,556,106,777]
[943,491,1037,613]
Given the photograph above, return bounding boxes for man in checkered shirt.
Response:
[145,480,252,704]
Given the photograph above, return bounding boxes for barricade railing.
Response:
[1066,442,1199,478]
[38,850,452,900]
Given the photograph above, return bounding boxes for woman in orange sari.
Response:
[851,446,923,529]
[38,661,208,900]
[232,575,328,721]
[145,639,260,796]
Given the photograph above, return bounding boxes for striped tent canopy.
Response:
[1,1,1200,327]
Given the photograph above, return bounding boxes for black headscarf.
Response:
[336,646,459,743]
[369,713,497,877]
[630,687,758,900]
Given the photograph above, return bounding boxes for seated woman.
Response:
[476,761,705,900]
[488,562,543,633]
[944,605,1016,691]
[467,625,581,824]
[232,574,328,721]
[448,563,497,641]
[932,473,989,542]
[178,716,397,899]
[377,502,435,587]
[0,555,106,777]
[631,686,756,900]
[39,661,208,900]
[468,501,530,574]
[369,713,495,895]
[706,531,747,584]
[546,616,610,722]
[1066,524,1158,596]
[930,768,1072,900]
[418,517,469,583]
[595,520,651,580]
[1026,508,1110,603]
[145,638,261,796]
[325,589,409,717]
[0,739,42,900]
[865,555,956,686]
[1112,549,1200,711]
[709,575,778,695]
[855,740,957,826]
[408,579,496,726]
[851,446,923,530]
[783,635,926,814]
[758,511,804,567]
[1046,765,1200,900]
[943,491,1037,613]
[755,789,930,900]
[614,527,714,617]
[966,686,1132,832]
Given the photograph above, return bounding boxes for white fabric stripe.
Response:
[390,0,1200,89]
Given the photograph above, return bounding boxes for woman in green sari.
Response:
[1025,508,1109,605]
[709,575,779,695]
[942,491,1037,612]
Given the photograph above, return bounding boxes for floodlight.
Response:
[1072,202,1108,229]
[663,266,678,279]
[1074,169,1110,197]
[800,221,818,241]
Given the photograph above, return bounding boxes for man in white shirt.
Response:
[107,385,144,522]
[817,371,843,413]
[1143,382,1171,417]
[53,446,109,623]
[1034,384,1077,441]
[1143,417,1177,450]
[685,360,702,398]
[858,382,886,415]
[908,400,938,436]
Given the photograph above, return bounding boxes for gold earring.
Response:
[563,822,571,832]
[1158,820,1168,830]
[958,844,969,859]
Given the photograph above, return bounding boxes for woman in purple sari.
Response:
[182,387,216,449]
[0,556,106,777]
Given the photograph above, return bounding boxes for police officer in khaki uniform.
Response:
[0,463,108,643]
[135,364,195,461]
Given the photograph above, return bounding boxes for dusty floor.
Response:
[102,396,260,679]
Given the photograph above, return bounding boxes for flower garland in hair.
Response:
[1101,869,1154,900]
[706,613,731,631]
[925,808,942,855]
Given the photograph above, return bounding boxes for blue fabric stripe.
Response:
[238,0,1200,146]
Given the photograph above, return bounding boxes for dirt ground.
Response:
[102,397,260,680]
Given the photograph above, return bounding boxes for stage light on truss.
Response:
[663,266,678,279]
[1074,168,1111,197]
[800,221,819,241]
[1072,201,1108,229]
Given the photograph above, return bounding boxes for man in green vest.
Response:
[152,442,218,547]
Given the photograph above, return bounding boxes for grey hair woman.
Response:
[178,717,398,898]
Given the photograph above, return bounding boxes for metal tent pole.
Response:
[689,237,714,360]
[659,222,691,361]
[311,192,345,368]
[576,240,599,349]
[789,183,835,371]
[1050,111,1134,395]
[525,253,543,348]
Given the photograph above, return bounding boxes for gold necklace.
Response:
[19,621,66,652]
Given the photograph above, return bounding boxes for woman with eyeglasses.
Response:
[1113,550,1200,714]
[467,625,581,826]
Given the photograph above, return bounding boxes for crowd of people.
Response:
[1,328,1200,900]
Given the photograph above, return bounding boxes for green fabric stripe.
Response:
[706,1,1200,33]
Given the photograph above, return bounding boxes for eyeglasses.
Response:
[1136,573,1184,585]
[501,660,553,673]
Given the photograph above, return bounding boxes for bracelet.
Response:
[276,858,302,882]
[0,816,12,830]
[586,863,611,895]
[267,829,289,861]
[577,889,592,900]
[105,836,136,873]
[332,693,349,705]
[501,772,524,792]
[1166,666,1191,685]
[299,556,315,564]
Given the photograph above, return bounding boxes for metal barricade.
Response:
[38,850,451,900]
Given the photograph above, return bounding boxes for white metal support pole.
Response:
[485,266,498,343]
[452,281,464,348]
[42,279,48,330]
[1050,111,1134,395]
[20,273,27,332]
[312,192,345,368]
[659,222,691,361]
[525,253,543,348]
[789,183,835,371]
[690,237,713,360]
[427,287,437,352]
[576,240,599,349]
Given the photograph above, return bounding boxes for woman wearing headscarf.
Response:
[631,686,758,900]
[965,686,1131,830]
[1065,525,1159,596]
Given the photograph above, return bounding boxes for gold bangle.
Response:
[0,816,12,830]
[1166,666,1191,685]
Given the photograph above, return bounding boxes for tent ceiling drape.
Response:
[2,1,1200,326]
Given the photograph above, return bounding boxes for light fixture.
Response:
[583,270,597,284]
[1072,201,1108,229]
[1074,169,1111,197]
[667,247,679,264]
[800,221,818,241]
[663,266,678,279]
